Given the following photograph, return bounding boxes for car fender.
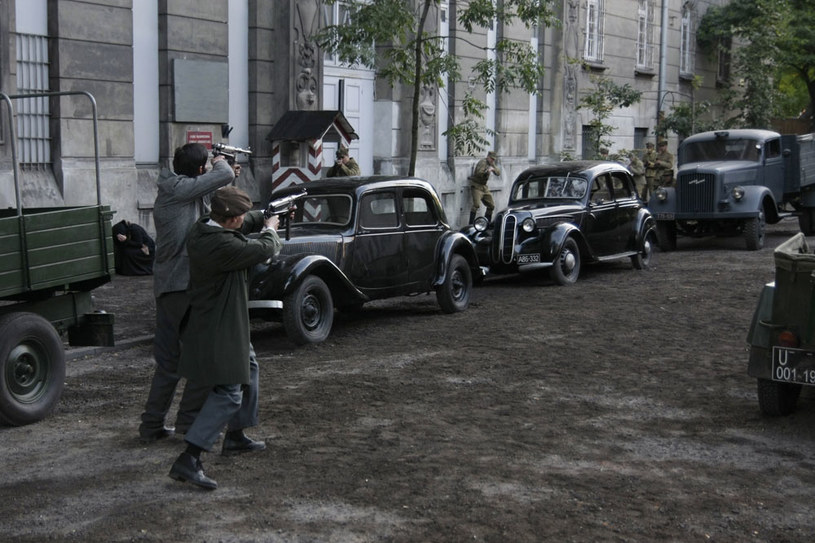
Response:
[636,209,656,243]
[433,231,481,287]
[739,185,777,221]
[546,222,588,260]
[250,254,366,308]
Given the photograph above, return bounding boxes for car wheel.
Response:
[631,230,657,270]
[656,221,676,252]
[283,275,334,345]
[550,237,580,286]
[436,254,472,313]
[744,211,765,251]
[757,378,801,416]
[0,312,65,426]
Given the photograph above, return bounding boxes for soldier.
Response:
[643,142,658,196]
[627,151,647,200]
[326,147,361,177]
[654,140,675,187]
[468,150,501,224]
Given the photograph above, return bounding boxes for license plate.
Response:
[517,254,540,264]
[771,346,815,385]
[655,212,675,220]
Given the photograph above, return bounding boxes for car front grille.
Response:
[677,172,716,213]
[499,215,517,264]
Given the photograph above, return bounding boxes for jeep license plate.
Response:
[655,212,675,220]
[517,254,540,264]
[771,346,815,385]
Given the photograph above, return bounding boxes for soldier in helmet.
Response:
[653,140,675,187]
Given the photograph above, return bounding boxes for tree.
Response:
[316,0,558,175]
[577,72,641,158]
[697,0,815,131]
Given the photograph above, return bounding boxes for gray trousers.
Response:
[184,346,260,452]
[140,291,210,433]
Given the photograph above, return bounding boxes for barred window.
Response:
[584,0,604,63]
[16,33,50,169]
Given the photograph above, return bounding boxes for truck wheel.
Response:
[656,222,676,252]
[550,237,580,286]
[631,230,656,270]
[798,208,815,236]
[283,275,334,345]
[757,378,801,416]
[0,312,65,426]
[744,212,765,251]
[436,254,472,313]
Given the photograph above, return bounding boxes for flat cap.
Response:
[210,186,252,217]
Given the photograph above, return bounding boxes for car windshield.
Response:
[681,138,761,163]
[512,175,588,201]
[290,194,353,226]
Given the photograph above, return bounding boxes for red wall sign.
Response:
[186,130,213,149]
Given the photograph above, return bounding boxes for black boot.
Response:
[485,209,493,223]
[468,211,476,225]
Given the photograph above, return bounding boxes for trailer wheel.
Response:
[744,211,765,251]
[0,312,65,426]
[798,208,815,236]
[757,378,801,416]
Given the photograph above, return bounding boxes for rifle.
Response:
[264,188,307,240]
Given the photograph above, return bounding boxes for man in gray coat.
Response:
[138,143,234,442]
[168,186,282,490]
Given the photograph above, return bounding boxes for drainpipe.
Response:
[657,0,668,141]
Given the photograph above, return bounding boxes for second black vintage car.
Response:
[248,176,481,345]
[463,161,656,285]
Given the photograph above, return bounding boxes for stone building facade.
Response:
[0,0,729,231]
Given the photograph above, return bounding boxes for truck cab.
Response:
[648,129,809,251]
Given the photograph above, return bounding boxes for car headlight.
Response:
[655,187,668,202]
[731,185,745,201]
[473,216,489,232]
[522,217,535,233]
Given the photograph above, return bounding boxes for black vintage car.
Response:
[463,161,656,285]
[248,176,480,345]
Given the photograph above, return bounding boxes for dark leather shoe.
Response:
[222,434,266,455]
[168,452,217,490]
[139,425,175,443]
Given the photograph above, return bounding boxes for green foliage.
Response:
[577,72,642,158]
[697,0,815,130]
[660,101,719,140]
[316,0,558,172]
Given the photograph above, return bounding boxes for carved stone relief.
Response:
[294,0,320,111]
[419,85,437,150]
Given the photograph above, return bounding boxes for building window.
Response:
[679,4,694,76]
[636,0,653,69]
[16,33,50,169]
[583,0,604,63]
[717,37,731,85]
[323,1,352,67]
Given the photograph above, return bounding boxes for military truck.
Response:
[648,129,815,251]
[0,91,115,426]
[747,233,815,415]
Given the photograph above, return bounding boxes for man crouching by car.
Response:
[168,186,282,490]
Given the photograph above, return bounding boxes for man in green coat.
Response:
[468,150,501,224]
[168,186,282,490]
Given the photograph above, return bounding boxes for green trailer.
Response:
[0,91,114,426]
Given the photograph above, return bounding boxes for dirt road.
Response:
[2,221,815,542]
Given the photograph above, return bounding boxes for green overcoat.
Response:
[178,212,281,386]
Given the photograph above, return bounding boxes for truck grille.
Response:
[499,215,517,264]
[677,172,716,213]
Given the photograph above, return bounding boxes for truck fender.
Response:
[647,187,677,216]
[740,185,777,221]
[434,232,481,287]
